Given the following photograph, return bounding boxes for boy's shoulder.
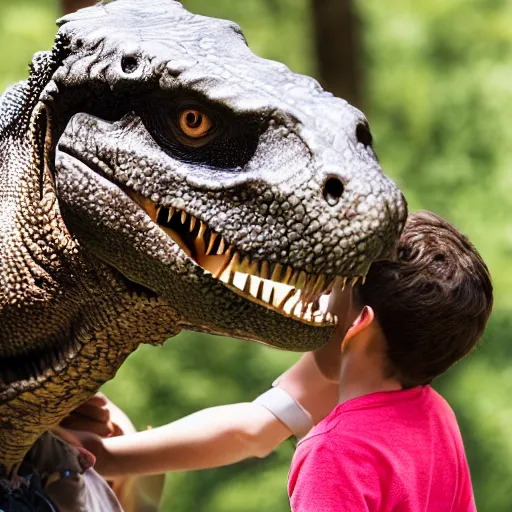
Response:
[298,386,458,454]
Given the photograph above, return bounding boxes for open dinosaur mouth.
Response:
[130,194,364,327]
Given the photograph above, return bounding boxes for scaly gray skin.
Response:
[0,0,406,467]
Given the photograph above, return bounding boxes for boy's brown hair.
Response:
[357,210,493,388]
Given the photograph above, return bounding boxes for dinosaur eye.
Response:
[179,109,212,139]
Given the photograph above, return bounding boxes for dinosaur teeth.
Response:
[282,265,293,284]
[256,278,265,300]
[282,291,300,315]
[277,288,296,310]
[216,256,338,325]
[296,271,307,290]
[312,274,326,296]
[288,270,299,287]
[217,237,227,255]
[134,197,371,327]
[50,351,63,372]
[239,254,251,273]
[213,252,233,279]
[260,260,269,280]
[268,286,275,307]
[334,276,347,291]
[270,263,283,282]
[243,275,252,294]
[229,251,240,270]
[205,232,218,255]
[198,221,206,239]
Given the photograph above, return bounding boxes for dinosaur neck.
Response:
[0,288,180,467]
[0,74,181,466]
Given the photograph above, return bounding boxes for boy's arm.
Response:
[74,402,291,478]
[67,352,338,479]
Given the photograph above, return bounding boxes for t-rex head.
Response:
[51,0,405,345]
[0,0,406,464]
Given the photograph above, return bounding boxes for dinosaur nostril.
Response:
[323,177,344,206]
[121,55,139,74]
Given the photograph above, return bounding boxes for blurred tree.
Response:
[311,0,361,108]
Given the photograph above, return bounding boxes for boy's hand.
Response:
[60,393,137,477]
[60,428,110,476]
[60,393,118,438]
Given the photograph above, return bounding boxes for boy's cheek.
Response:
[328,287,353,327]
[313,288,352,382]
[313,285,352,381]
[313,338,342,382]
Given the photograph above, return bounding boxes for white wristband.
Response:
[254,387,313,440]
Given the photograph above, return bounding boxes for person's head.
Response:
[323,210,493,388]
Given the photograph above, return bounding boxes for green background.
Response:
[2,0,511,510]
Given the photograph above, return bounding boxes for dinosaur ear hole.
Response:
[121,55,139,74]
[356,122,373,148]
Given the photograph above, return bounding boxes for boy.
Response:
[65,210,492,512]
[288,210,492,511]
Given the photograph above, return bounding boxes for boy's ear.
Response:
[341,306,375,351]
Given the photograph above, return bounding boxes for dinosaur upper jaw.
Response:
[54,136,370,332]
[129,192,366,327]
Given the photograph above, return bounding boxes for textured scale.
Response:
[0,0,406,468]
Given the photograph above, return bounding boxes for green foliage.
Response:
[361,4,512,508]
[1,0,510,510]
[0,0,57,91]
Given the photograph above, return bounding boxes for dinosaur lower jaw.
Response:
[130,193,365,327]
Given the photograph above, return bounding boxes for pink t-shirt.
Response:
[288,386,476,512]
